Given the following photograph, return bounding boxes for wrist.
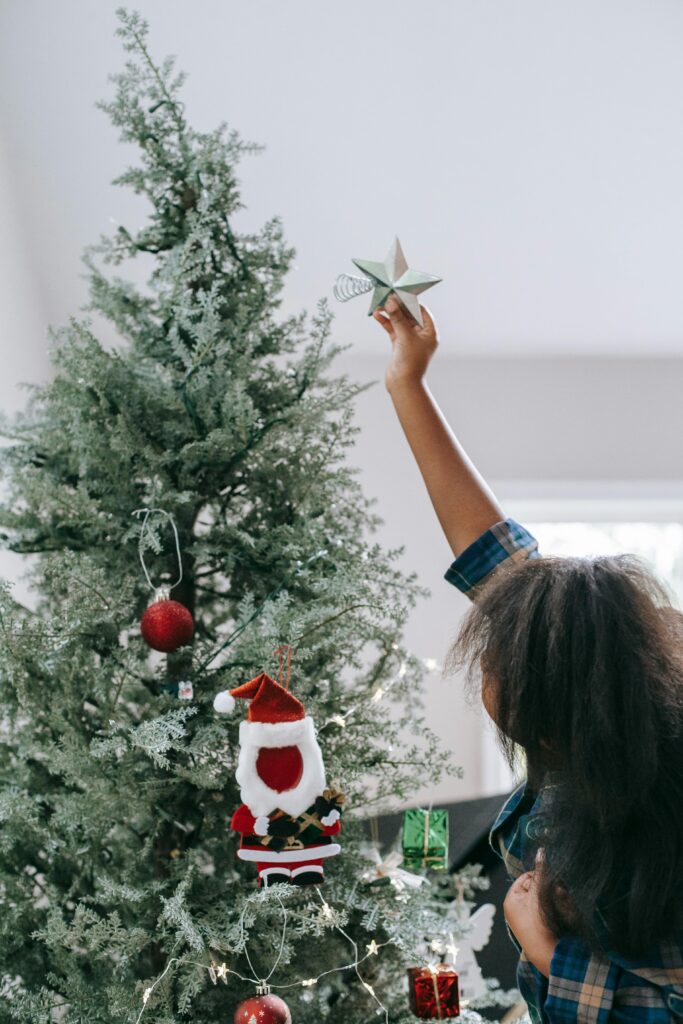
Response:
[524,934,558,978]
[386,372,427,397]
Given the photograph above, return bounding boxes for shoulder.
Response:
[489,773,565,877]
[489,780,542,877]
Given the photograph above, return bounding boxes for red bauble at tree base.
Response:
[234,994,291,1024]
[140,588,195,653]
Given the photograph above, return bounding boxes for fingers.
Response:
[372,309,396,341]
[386,297,436,336]
[419,304,436,332]
[384,295,407,320]
[510,871,535,894]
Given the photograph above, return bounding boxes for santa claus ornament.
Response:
[214,645,344,888]
[133,508,195,654]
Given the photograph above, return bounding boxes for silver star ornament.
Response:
[352,238,441,327]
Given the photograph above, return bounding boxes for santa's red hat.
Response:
[213,672,305,723]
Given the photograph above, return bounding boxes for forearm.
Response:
[388,378,504,558]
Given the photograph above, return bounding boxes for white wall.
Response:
[4,1,683,357]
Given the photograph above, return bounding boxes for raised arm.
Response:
[375,297,504,558]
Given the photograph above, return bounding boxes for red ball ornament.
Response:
[140,588,195,653]
[234,994,291,1024]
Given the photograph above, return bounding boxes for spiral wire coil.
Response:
[333,273,375,302]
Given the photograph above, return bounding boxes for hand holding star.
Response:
[373,295,439,393]
[352,238,441,327]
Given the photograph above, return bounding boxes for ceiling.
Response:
[2,0,683,357]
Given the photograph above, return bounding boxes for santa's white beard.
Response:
[236,717,327,817]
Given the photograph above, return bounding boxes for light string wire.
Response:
[196,549,327,676]
[323,656,408,731]
[133,887,394,1024]
[132,508,183,593]
[238,891,289,985]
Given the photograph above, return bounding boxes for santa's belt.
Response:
[244,833,336,851]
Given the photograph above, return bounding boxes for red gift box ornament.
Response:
[407,964,460,1019]
[133,508,195,654]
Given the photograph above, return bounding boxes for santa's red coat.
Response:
[230,803,341,864]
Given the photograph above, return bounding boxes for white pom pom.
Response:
[213,690,236,714]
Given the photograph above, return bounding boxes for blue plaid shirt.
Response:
[445,520,683,1023]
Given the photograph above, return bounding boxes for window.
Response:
[526,521,683,608]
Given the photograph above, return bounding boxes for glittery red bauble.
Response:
[140,598,195,653]
[234,994,291,1024]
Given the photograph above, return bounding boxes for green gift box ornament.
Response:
[402,807,449,872]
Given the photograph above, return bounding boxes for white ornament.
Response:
[360,846,428,891]
[448,903,496,1003]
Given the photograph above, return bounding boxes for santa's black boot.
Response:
[291,863,324,886]
[258,867,292,888]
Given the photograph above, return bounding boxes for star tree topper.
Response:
[352,238,441,327]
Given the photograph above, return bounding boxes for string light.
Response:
[134,890,392,1024]
[324,657,407,728]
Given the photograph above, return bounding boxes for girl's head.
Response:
[448,553,683,955]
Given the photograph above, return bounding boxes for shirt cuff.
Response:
[444,518,540,598]
[544,938,618,1024]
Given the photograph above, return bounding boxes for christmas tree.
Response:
[0,10,518,1023]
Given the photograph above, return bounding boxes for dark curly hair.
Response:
[447,553,683,956]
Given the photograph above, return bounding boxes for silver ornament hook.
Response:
[132,508,184,594]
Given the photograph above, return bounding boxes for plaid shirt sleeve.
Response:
[444,518,540,599]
